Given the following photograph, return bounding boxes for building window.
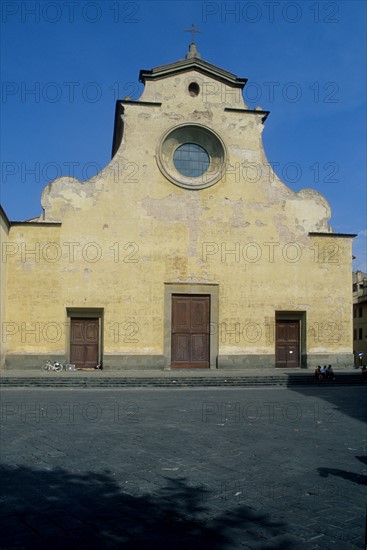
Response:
[359,328,363,340]
[353,329,357,341]
[353,307,356,318]
[157,123,226,190]
[188,82,200,97]
[359,307,363,318]
[173,143,210,178]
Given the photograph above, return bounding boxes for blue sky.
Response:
[1,0,366,270]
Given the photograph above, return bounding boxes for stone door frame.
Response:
[164,283,219,369]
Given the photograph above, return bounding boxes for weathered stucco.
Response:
[1,50,354,369]
[0,208,10,368]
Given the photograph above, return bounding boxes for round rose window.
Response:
[156,124,226,190]
[173,143,210,178]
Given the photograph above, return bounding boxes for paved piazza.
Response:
[0,386,366,549]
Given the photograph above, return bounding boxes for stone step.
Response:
[0,374,364,388]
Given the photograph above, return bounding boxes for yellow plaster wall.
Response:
[0,211,10,367]
[2,67,354,366]
[3,225,64,358]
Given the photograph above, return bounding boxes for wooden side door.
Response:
[275,320,300,368]
[171,295,210,368]
[70,318,99,368]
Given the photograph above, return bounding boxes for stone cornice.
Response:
[308,232,357,238]
[139,58,247,88]
[120,100,162,107]
[10,221,62,227]
[224,107,270,123]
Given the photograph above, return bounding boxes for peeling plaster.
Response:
[190,110,213,122]
[163,113,184,120]
[140,194,204,256]
[274,214,296,242]
[41,176,104,221]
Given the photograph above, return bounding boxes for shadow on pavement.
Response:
[356,455,367,466]
[286,379,367,424]
[0,465,292,549]
[318,466,367,486]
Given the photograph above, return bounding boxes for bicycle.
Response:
[42,360,64,372]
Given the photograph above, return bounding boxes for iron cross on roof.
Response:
[185,23,202,44]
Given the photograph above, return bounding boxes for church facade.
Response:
[0,44,355,370]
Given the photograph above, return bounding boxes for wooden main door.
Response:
[70,318,99,368]
[171,295,210,368]
[275,320,300,368]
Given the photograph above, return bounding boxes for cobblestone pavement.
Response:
[0,386,366,549]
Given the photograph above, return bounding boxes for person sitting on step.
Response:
[326,365,335,381]
[320,365,327,379]
[315,366,323,381]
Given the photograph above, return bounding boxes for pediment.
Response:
[139,57,247,89]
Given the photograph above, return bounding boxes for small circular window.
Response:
[173,143,210,178]
[188,82,200,97]
[157,123,226,190]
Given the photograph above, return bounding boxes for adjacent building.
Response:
[0,44,356,370]
[353,271,367,366]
